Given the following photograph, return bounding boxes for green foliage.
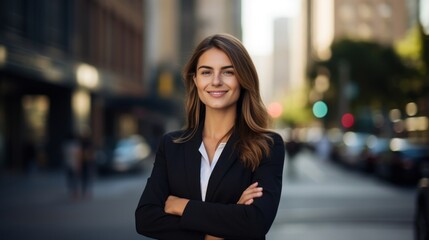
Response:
[309,38,418,111]
[279,86,312,125]
[395,24,423,64]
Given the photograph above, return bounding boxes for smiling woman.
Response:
[194,48,241,112]
[135,33,285,240]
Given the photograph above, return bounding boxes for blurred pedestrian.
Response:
[135,33,285,239]
[285,139,301,159]
[316,133,331,162]
[284,128,301,179]
[79,129,96,199]
[23,138,37,175]
[62,133,81,200]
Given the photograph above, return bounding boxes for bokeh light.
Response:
[341,113,354,128]
[267,102,283,118]
[312,101,328,118]
[405,102,417,116]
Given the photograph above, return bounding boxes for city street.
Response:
[0,1,426,240]
[268,149,416,240]
[0,149,417,240]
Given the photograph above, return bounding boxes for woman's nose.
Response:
[211,72,222,86]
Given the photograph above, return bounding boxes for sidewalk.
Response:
[0,167,152,240]
[1,170,68,207]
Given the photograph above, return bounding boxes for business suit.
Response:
[135,127,285,240]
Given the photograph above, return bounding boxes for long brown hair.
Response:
[175,33,273,170]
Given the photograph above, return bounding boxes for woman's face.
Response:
[194,48,241,112]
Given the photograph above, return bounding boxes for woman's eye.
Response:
[201,71,211,76]
[223,70,234,76]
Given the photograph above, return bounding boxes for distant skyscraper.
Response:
[195,0,242,42]
[273,18,292,98]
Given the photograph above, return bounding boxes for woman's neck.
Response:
[203,108,235,141]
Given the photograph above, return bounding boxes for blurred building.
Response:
[195,0,242,43]
[0,0,150,171]
[272,16,307,99]
[308,0,416,60]
[273,18,292,100]
[0,0,242,172]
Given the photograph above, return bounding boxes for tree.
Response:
[395,23,429,100]
[308,39,417,129]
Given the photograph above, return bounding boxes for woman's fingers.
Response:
[244,189,263,202]
[205,235,224,240]
[237,182,263,204]
[248,182,258,188]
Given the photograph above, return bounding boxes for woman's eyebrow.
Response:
[197,65,213,70]
[197,65,234,70]
[221,65,234,70]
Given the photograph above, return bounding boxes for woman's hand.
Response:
[164,195,189,216]
[237,182,263,205]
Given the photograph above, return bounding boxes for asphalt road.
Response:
[0,148,417,240]
[268,149,416,240]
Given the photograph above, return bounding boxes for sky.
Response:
[421,0,429,34]
[242,0,300,55]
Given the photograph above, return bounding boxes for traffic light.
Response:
[312,101,328,118]
[341,113,354,128]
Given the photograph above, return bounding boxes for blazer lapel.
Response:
[184,128,203,201]
[205,129,239,201]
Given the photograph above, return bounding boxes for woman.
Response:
[135,33,285,240]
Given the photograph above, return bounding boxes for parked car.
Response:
[97,135,152,173]
[332,131,372,168]
[375,138,429,184]
[415,177,429,240]
[357,136,389,173]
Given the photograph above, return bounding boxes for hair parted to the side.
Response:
[175,33,273,171]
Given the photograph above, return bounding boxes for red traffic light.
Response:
[341,113,354,128]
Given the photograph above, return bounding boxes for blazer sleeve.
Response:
[135,134,204,240]
[179,133,285,239]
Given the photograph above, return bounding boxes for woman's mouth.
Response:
[207,91,228,97]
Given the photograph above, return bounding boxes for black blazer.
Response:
[135,127,285,240]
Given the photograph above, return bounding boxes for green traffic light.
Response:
[313,101,328,118]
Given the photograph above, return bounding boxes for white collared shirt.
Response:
[199,141,226,201]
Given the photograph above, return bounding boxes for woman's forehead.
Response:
[197,48,232,67]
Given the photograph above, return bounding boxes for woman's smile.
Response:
[207,90,228,98]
